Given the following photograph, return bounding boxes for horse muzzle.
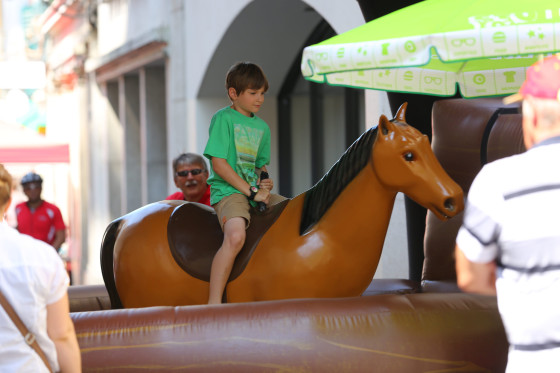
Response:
[430,192,464,221]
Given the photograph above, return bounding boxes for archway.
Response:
[198,0,364,197]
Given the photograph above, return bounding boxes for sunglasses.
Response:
[176,169,204,177]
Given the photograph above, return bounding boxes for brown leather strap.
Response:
[0,290,53,373]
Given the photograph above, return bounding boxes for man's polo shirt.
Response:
[15,201,66,246]
[165,185,211,206]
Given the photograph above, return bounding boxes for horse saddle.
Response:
[167,199,289,283]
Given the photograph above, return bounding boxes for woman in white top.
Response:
[0,164,81,372]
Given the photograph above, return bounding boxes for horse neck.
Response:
[318,164,397,242]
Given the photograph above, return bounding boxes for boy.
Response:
[204,62,285,304]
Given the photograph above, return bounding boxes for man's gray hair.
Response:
[172,153,208,173]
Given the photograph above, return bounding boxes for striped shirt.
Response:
[456,136,560,373]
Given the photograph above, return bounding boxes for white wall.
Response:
[84,77,111,285]
[184,1,251,99]
[303,0,364,34]
[1,0,28,60]
[96,0,169,56]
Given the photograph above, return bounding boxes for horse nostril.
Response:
[444,198,455,212]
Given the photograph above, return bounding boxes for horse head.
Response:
[372,103,463,220]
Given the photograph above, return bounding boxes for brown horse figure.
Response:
[100,103,463,308]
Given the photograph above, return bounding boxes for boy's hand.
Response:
[253,188,270,205]
[257,178,274,191]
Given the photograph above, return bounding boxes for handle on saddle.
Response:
[257,171,269,213]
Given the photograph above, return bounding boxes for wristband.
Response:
[248,186,258,201]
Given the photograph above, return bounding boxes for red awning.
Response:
[0,121,69,163]
[0,144,69,163]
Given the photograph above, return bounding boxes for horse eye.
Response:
[403,152,414,162]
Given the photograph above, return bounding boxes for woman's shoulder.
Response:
[1,225,59,262]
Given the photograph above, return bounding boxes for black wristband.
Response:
[248,186,258,201]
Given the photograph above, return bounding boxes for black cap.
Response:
[20,172,43,185]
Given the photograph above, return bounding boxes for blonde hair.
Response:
[0,164,13,207]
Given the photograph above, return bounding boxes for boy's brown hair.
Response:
[225,62,269,98]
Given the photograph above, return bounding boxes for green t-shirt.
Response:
[203,107,271,205]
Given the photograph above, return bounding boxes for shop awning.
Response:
[0,121,69,163]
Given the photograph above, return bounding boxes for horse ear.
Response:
[395,102,408,123]
[378,114,394,136]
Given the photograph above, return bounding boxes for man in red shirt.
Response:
[166,153,211,206]
[15,172,66,252]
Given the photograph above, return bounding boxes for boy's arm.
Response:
[212,157,269,203]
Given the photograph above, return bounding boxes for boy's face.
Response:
[229,86,266,117]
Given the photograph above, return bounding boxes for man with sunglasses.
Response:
[166,153,211,206]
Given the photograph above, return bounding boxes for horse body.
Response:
[229,113,458,302]
[112,202,210,307]
[103,103,464,308]
[229,168,396,302]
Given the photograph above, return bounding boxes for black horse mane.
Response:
[299,126,379,235]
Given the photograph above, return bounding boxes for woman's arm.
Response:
[47,293,81,372]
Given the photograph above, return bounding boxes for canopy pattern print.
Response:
[301,0,560,98]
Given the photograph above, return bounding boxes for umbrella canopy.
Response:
[301,0,560,98]
[0,121,69,163]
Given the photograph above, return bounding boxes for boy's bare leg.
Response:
[208,217,246,304]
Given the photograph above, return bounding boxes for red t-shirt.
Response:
[15,201,66,246]
[165,185,211,206]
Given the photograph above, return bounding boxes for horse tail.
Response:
[100,217,124,309]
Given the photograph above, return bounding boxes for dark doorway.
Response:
[357,0,462,282]
[277,20,364,197]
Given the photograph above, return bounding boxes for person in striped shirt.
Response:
[455,55,560,373]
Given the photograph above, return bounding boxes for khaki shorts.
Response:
[213,192,287,230]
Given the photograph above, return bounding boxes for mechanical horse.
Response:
[100,103,464,308]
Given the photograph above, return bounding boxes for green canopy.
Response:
[301,0,560,97]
